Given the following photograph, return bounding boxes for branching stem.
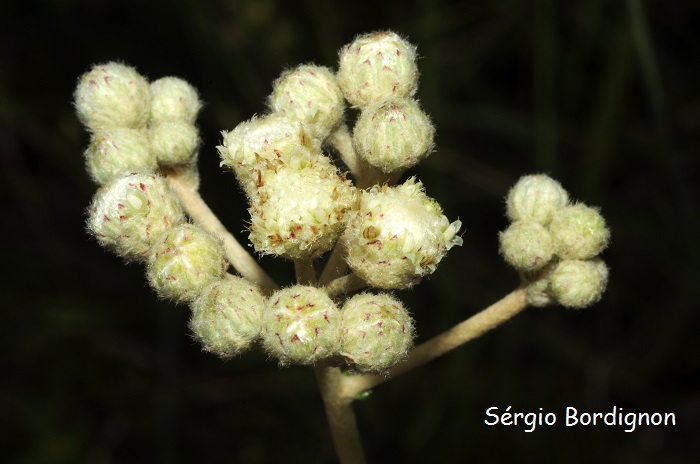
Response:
[324,273,366,297]
[165,168,278,290]
[340,286,528,398]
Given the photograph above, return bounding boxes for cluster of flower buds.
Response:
[499,174,610,309]
[76,64,228,306]
[76,32,609,376]
[209,31,458,371]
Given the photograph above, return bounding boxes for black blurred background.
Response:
[1,1,699,463]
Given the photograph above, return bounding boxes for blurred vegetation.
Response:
[1,0,699,463]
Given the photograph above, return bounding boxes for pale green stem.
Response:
[314,367,367,464]
[319,238,348,285]
[165,169,278,290]
[340,287,528,399]
[329,123,361,176]
[323,273,366,297]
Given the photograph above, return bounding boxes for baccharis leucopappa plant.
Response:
[75,31,610,463]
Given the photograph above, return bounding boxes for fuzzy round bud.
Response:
[337,31,418,108]
[147,224,227,302]
[344,178,462,289]
[353,98,434,172]
[74,62,151,132]
[84,128,157,185]
[261,285,341,365]
[525,276,555,308]
[506,174,569,225]
[340,293,415,373]
[499,220,555,272]
[548,258,609,309]
[218,114,318,195]
[550,203,610,260]
[150,77,201,123]
[87,172,185,260]
[248,155,355,259]
[148,120,200,166]
[268,65,345,140]
[189,277,266,358]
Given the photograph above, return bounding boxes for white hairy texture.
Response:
[344,177,462,289]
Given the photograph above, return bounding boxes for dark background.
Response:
[2,1,699,463]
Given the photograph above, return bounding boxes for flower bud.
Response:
[218,114,318,195]
[506,174,569,225]
[268,65,345,140]
[248,155,355,259]
[189,277,266,358]
[499,220,554,272]
[87,172,185,260]
[353,98,434,172]
[344,178,462,289]
[148,120,200,166]
[549,203,610,260]
[548,258,609,309]
[340,293,415,373]
[261,285,341,365]
[337,31,418,108]
[74,62,151,132]
[150,77,201,123]
[525,276,556,307]
[84,128,157,185]
[147,224,227,302]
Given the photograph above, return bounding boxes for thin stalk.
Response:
[329,123,361,176]
[323,273,366,298]
[314,367,367,464]
[294,258,317,286]
[319,239,348,285]
[341,287,528,398]
[165,168,278,290]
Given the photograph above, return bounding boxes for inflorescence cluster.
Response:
[75,31,608,375]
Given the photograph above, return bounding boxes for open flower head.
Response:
[344,177,462,289]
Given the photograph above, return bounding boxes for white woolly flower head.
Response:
[353,97,434,173]
[218,113,318,195]
[189,277,266,358]
[337,31,418,108]
[84,128,157,185]
[344,177,462,289]
[150,77,202,123]
[506,174,569,225]
[261,285,341,365]
[148,120,200,167]
[146,223,228,302]
[74,62,151,132]
[340,292,415,373]
[248,154,355,259]
[268,64,345,141]
[87,172,185,261]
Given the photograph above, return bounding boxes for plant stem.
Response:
[329,123,361,176]
[314,367,367,464]
[319,239,348,285]
[323,273,366,297]
[340,286,528,398]
[165,168,278,290]
[294,258,317,286]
